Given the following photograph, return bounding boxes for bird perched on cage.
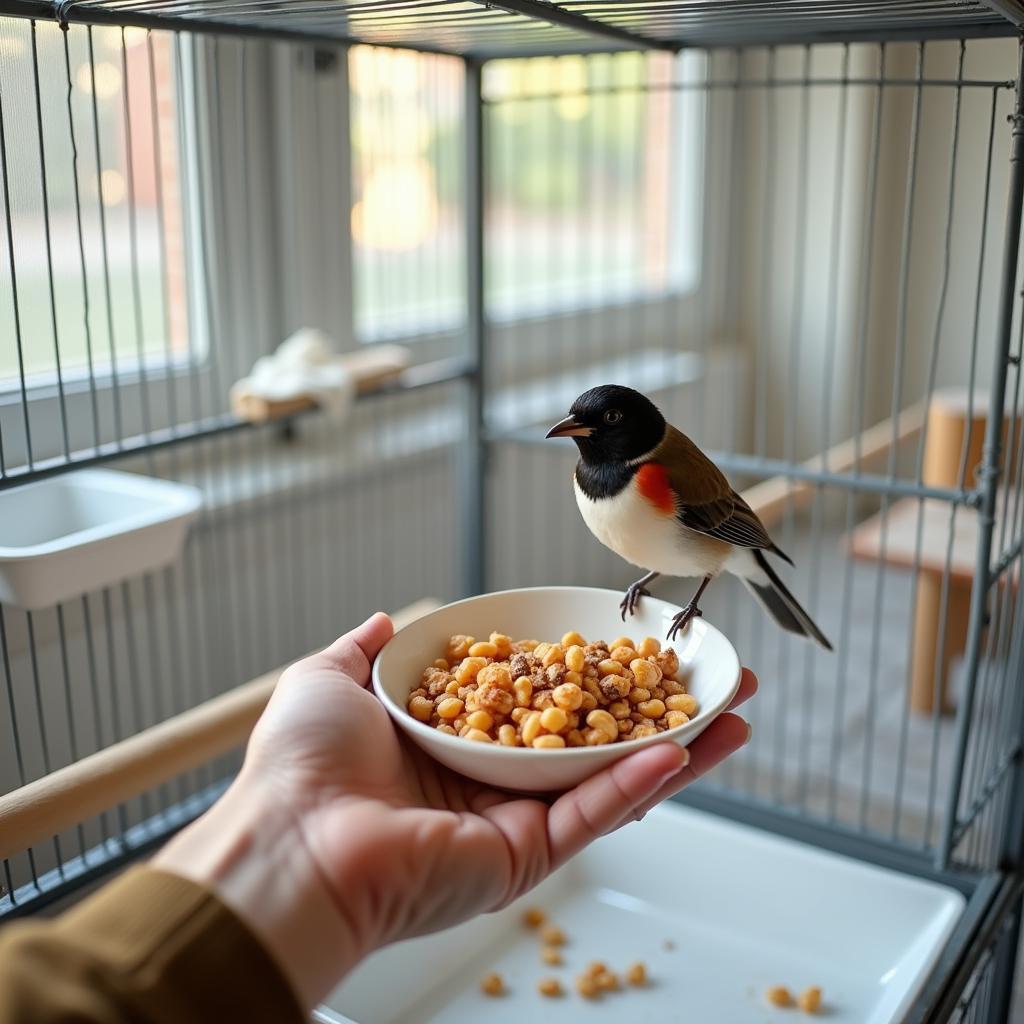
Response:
[546,384,832,649]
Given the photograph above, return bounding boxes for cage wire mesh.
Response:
[0,6,1023,1020]
[925,891,1024,1024]
[950,936,1007,1024]
[0,24,468,909]
[483,40,1024,868]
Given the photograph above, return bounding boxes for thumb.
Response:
[297,612,394,687]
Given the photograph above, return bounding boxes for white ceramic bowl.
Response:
[372,586,742,792]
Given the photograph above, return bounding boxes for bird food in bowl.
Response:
[372,586,742,792]
[406,630,697,747]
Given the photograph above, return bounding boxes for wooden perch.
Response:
[230,344,412,423]
[0,599,440,862]
[740,404,925,526]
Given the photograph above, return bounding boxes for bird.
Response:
[545,384,832,649]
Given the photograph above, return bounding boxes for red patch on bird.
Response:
[635,463,676,515]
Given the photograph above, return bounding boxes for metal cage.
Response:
[0,2,1023,1020]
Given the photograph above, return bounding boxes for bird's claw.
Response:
[619,583,651,621]
[666,604,703,642]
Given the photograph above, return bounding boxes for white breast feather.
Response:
[573,476,730,580]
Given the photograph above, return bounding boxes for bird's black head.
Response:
[546,385,666,464]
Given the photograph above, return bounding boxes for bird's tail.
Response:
[741,550,833,651]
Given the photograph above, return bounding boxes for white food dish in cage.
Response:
[317,802,965,1024]
[372,586,742,792]
[0,469,202,610]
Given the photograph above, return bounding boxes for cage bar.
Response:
[1,4,1023,1020]
[938,37,1024,871]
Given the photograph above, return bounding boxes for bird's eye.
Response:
[603,409,623,425]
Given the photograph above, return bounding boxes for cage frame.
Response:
[0,1,1022,1020]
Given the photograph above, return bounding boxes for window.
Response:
[345,47,706,344]
[348,46,465,343]
[347,48,705,343]
[483,51,705,320]
[0,20,199,393]
[2,31,707,399]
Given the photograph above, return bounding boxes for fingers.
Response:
[546,743,688,868]
[540,666,756,866]
[629,712,750,822]
[725,668,758,712]
[601,668,756,833]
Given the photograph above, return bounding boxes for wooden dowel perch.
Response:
[740,404,925,526]
[0,599,439,862]
[230,344,412,423]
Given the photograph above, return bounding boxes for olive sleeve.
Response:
[0,866,306,1024]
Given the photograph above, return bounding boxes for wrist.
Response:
[153,774,363,1010]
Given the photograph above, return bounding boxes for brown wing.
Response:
[684,492,777,550]
[657,426,777,552]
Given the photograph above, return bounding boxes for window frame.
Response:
[0,27,217,467]
[0,27,210,391]
[0,39,729,470]
[337,48,718,365]
[0,31,302,470]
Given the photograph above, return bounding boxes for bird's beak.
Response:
[545,414,593,439]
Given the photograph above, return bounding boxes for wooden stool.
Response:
[848,389,994,715]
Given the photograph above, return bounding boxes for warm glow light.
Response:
[556,56,586,91]
[555,56,589,120]
[76,60,121,99]
[349,46,420,97]
[349,47,375,95]
[557,94,590,121]
[488,57,589,117]
[485,60,521,99]
[525,57,556,97]
[388,51,422,95]
[352,159,437,251]
[99,169,126,206]
[613,52,645,88]
[352,109,431,157]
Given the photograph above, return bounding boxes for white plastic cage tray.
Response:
[317,803,964,1024]
[0,469,202,610]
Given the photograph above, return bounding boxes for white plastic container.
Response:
[0,469,202,610]
[318,802,965,1024]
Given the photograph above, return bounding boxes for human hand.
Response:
[156,613,756,1011]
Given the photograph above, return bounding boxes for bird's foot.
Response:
[620,582,651,621]
[666,603,703,642]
